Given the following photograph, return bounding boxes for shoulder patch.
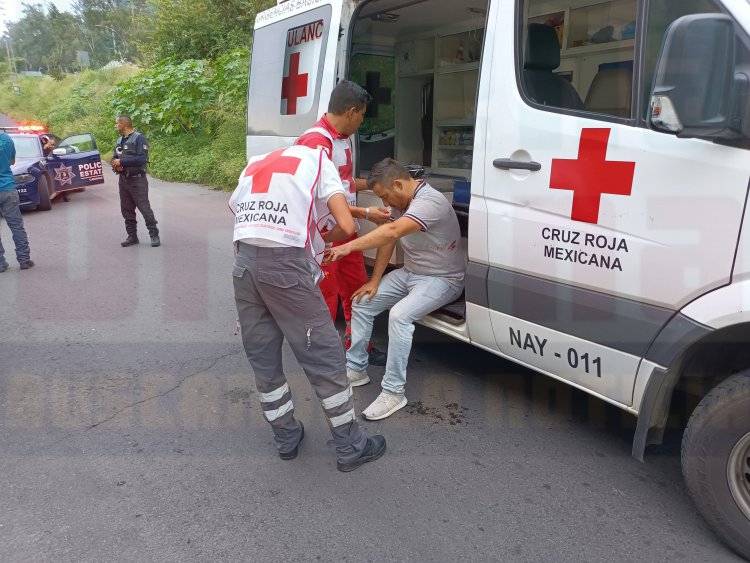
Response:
[143,144,149,151]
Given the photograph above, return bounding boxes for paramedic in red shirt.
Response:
[295,80,390,365]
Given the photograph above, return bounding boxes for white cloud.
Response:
[2,0,77,35]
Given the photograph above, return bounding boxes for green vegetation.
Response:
[1,0,276,191]
[0,56,248,190]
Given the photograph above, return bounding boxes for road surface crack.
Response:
[85,348,242,430]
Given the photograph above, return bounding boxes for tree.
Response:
[139,0,274,63]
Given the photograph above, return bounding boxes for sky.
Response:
[1,0,77,35]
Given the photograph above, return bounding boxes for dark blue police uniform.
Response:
[116,131,159,246]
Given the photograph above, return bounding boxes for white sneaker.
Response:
[347,367,370,387]
[362,391,407,420]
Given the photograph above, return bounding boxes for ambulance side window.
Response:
[641,0,722,122]
[247,5,333,137]
[519,0,637,119]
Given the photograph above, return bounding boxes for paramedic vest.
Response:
[297,125,356,207]
[229,146,330,261]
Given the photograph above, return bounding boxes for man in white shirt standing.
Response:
[324,158,465,421]
[230,145,386,471]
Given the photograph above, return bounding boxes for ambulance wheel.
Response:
[37,175,52,211]
[682,370,750,559]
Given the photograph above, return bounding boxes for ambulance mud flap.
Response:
[633,315,713,460]
[631,366,677,462]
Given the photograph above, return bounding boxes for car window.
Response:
[58,133,97,153]
[10,135,42,158]
[519,0,637,119]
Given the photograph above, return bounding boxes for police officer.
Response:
[111,115,160,247]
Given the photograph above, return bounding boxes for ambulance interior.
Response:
[349,0,637,321]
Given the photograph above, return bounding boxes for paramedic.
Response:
[230,144,386,471]
[295,80,390,365]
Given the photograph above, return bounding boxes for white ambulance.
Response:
[246,0,750,556]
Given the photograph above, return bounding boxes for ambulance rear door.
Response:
[246,0,350,159]
[477,0,750,407]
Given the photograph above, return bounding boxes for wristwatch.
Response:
[364,207,370,220]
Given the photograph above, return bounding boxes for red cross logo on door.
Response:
[244,149,302,194]
[281,52,309,116]
[549,128,635,224]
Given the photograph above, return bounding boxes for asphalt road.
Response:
[0,168,744,562]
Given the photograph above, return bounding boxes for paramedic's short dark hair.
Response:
[328,80,373,114]
[117,115,133,127]
[367,158,412,190]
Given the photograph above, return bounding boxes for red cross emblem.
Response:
[550,128,635,224]
[244,149,302,194]
[281,52,309,115]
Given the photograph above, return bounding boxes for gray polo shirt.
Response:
[391,182,465,285]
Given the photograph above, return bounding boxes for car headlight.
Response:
[14,174,34,184]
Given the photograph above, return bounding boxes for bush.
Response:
[0,53,252,191]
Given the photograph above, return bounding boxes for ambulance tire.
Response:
[37,175,52,211]
[682,370,750,560]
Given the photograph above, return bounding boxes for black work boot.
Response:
[279,422,304,461]
[150,235,161,247]
[337,435,386,472]
[121,235,139,247]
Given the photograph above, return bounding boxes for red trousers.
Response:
[320,235,369,344]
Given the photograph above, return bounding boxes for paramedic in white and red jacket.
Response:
[229,144,386,472]
[324,158,465,421]
[295,80,391,366]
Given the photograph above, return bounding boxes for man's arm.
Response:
[351,241,396,303]
[324,217,421,263]
[119,135,148,167]
[347,217,420,252]
[322,194,356,243]
[354,178,368,191]
[370,241,396,283]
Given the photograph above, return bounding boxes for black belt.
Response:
[122,172,146,178]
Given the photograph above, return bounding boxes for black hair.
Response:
[367,158,412,191]
[328,80,373,114]
[117,115,133,127]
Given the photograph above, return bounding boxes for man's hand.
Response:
[111,158,123,172]
[323,243,352,265]
[367,207,392,225]
[352,280,379,304]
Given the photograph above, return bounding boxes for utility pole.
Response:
[4,35,17,78]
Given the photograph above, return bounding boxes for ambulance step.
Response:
[432,298,465,325]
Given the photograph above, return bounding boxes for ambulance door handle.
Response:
[493,158,541,172]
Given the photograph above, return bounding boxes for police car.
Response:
[6,125,105,211]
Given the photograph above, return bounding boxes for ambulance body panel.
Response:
[250,1,750,555]
[249,0,750,410]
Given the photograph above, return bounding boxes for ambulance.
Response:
[246,0,750,556]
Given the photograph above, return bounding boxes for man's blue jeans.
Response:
[0,189,31,266]
[347,268,464,395]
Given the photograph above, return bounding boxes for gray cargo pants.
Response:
[232,243,367,463]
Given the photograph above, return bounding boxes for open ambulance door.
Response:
[246,0,349,159]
